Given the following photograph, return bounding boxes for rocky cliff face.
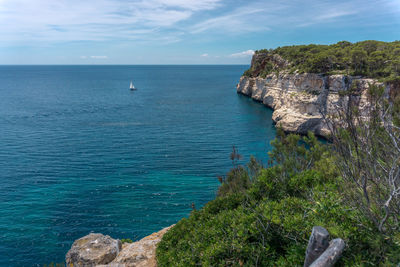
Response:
[237,72,384,137]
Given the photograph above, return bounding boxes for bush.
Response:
[157,132,400,266]
[217,166,251,197]
[326,83,400,235]
[244,40,400,81]
[121,238,133,244]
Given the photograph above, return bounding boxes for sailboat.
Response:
[130,81,137,91]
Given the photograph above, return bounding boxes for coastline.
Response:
[236,73,389,138]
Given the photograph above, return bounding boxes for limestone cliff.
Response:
[237,54,389,137]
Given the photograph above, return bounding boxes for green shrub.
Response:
[244,40,400,81]
[157,131,400,266]
[217,166,251,197]
[121,238,133,244]
[243,69,253,77]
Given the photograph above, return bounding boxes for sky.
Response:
[0,0,399,64]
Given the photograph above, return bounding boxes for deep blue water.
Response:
[0,65,276,266]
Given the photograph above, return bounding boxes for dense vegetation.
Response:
[157,83,400,266]
[244,40,400,82]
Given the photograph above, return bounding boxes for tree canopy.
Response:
[245,40,400,82]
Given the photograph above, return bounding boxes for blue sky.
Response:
[0,0,399,64]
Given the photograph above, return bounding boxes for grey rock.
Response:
[111,225,174,267]
[309,238,346,267]
[66,225,174,267]
[304,226,330,267]
[66,233,122,267]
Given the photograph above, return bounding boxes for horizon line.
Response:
[0,63,251,66]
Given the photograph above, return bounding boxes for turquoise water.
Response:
[0,65,276,266]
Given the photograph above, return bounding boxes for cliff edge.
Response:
[236,46,398,137]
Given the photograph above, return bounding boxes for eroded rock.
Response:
[237,73,387,137]
[66,225,173,267]
[111,225,174,267]
[66,233,122,267]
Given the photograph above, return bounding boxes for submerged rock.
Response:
[66,233,122,267]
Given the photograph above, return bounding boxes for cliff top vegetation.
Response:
[244,40,400,82]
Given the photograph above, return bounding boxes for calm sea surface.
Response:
[0,65,276,266]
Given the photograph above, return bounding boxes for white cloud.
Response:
[80,55,108,59]
[0,0,222,43]
[316,10,357,20]
[201,53,209,57]
[190,6,273,34]
[188,0,397,35]
[150,0,221,11]
[0,0,397,47]
[90,56,108,59]
[297,6,359,27]
[229,50,255,58]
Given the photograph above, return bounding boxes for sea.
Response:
[0,65,276,266]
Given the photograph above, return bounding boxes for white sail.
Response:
[130,81,134,89]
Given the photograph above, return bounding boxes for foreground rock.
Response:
[304,226,345,267]
[304,226,330,266]
[309,239,346,267]
[111,225,174,267]
[66,225,173,267]
[66,233,122,266]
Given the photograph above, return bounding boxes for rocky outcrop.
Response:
[237,73,385,137]
[66,233,122,266]
[112,225,173,267]
[66,225,173,267]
